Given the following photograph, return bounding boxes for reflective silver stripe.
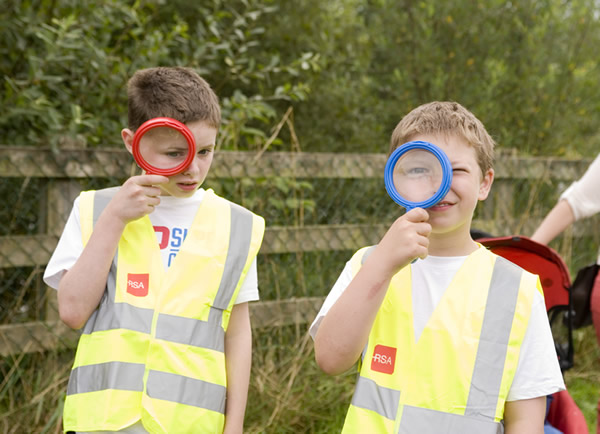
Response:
[352,376,400,420]
[155,313,225,352]
[361,246,376,265]
[67,361,145,395]
[358,248,375,363]
[146,370,226,413]
[82,188,125,335]
[93,187,119,222]
[208,202,254,324]
[360,342,368,363]
[399,406,503,434]
[465,256,521,419]
[82,302,154,335]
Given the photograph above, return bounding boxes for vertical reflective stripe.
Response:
[82,187,121,334]
[82,186,126,335]
[67,361,145,395]
[146,370,226,413]
[399,406,503,434]
[360,342,368,364]
[465,256,521,419]
[358,247,375,365]
[155,313,225,352]
[351,376,401,421]
[92,187,119,223]
[361,246,376,265]
[81,302,154,335]
[208,203,253,324]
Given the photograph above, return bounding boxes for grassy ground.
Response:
[0,323,598,433]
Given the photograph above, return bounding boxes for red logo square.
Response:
[127,273,149,297]
[371,344,396,374]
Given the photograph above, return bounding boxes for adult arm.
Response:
[314,208,431,375]
[57,175,166,329]
[530,199,576,245]
[532,153,600,244]
[223,302,252,434]
[503,396,546,434]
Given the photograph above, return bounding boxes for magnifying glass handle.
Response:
[402,205,419,264]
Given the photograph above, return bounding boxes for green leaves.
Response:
[2,0,600,157]
[1,0,319,152]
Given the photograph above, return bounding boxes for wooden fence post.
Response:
[44,179,82,321]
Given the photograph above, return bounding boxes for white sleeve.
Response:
[506,290,566,401]
[233,257,259,304]
[309,260,353,339]
[42,197,83,290]
[560,153,600,221]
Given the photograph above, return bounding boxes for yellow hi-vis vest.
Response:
[63,188,265,434]
[342,245,540,434]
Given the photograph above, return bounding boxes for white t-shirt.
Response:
[310,253,565,402]
[560,153,600,262]
[43,188,258,304]
[560,153,600,222]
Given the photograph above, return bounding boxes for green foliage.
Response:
[0,0,318,150]
[3,0,600,156]
[255,0,600,156]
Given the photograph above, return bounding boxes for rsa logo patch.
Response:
[127,273,149,297]
[371,344,396,375]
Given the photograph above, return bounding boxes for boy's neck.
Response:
[427,232,480,257]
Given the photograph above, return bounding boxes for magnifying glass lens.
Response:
[393,149,444,203]
[138,126,191,171]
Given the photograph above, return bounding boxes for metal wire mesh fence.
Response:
[0,145,599,357]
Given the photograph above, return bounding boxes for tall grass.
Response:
[0,350,68,433]
[1,323,598,433]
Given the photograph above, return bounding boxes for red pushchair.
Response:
[473,233,589,434]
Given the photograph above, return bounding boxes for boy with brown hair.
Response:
[311,101,564,433]
[44,66,264,433]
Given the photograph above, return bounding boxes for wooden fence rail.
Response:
[0,147,595,356]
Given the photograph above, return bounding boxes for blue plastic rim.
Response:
[384,140,453,210]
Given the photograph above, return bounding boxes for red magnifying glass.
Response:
[132,117,196,176]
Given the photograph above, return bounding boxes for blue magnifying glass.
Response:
[384,140,453,210]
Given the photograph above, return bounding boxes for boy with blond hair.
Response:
[44,66,264,433]
[311,101,564,433]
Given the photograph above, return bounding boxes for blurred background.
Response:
[1,0,600,432]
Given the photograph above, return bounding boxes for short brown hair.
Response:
[127,66,221,131]
[390,101,495,174]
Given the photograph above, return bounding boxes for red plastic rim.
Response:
[132,117,195,176]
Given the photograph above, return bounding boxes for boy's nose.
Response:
[182,156,201,176]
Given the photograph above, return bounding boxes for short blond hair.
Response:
[390,101,495,174]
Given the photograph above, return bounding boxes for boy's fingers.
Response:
[405,207,429,222]
[416,222,432,236]
[138,174,169,185]
[141,185,163,197]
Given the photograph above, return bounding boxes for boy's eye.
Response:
[198,148,212,155]
[406,167,430,177]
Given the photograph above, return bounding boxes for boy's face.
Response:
[123,120,217,197]
[411,133,494,240]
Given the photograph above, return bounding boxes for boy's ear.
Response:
[478,168,494,201]
[122,128,134,154]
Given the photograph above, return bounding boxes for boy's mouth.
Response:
[429,201,453,211]
[176,181,198,191]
